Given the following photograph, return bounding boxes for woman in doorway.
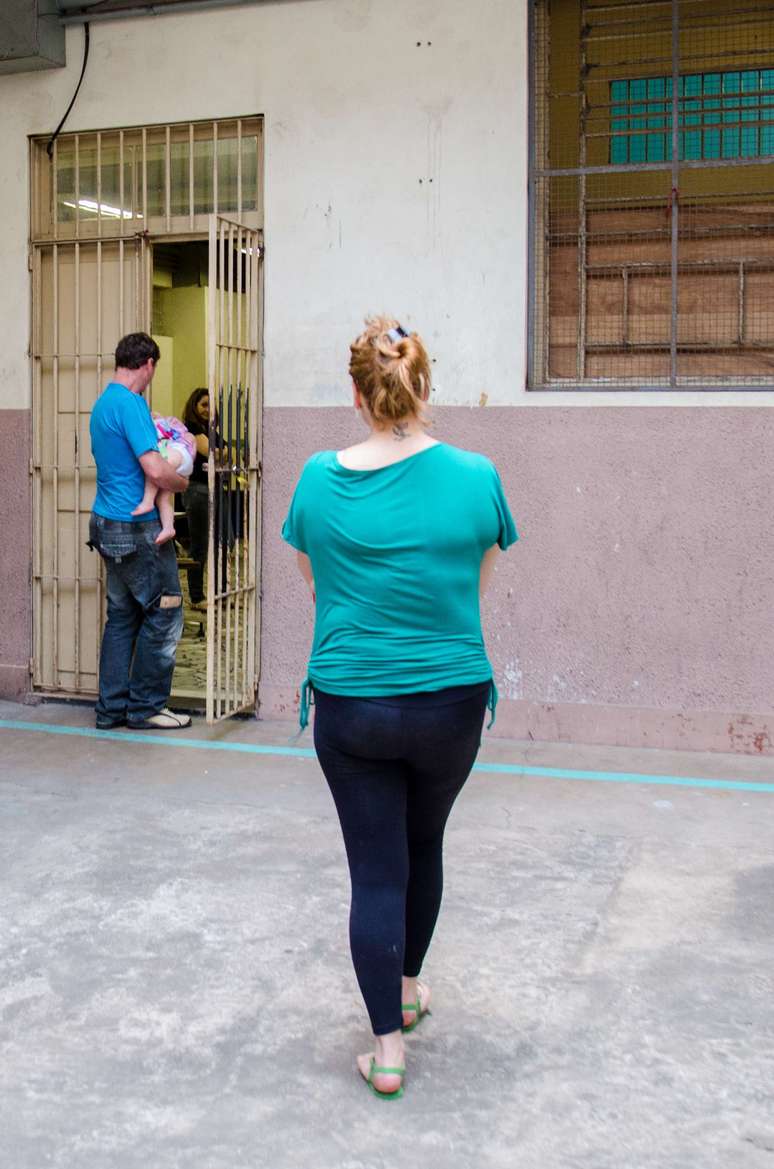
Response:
[282,316,518,1099]
[181,387,211,611]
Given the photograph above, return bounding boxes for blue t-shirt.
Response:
[90,382,159,522]
[282,443,518,698]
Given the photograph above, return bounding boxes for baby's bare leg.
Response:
[153,447,184,545]
[132,475,158,517]
[154,490,177,544]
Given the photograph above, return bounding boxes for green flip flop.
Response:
[365,1057,405,1100]
[402,985,431,1033]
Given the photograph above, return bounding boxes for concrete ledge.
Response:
[257,683,774,757]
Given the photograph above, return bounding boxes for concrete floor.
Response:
[1,699,773,1169]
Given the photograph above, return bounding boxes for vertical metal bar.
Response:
[240,230,252,703]
[236,226,243,359]
[213,121,219,216]
[96,238,104,666]
[217,381,224,719]
[577,7,588,381]
[52,139,59,242]
[233,376,242,702]
[145,236,152,333]
[119,131,126,337]
[33,139,40,245]
[670,0,680,386]
[255,120,264,228]
[32,245,43,686]
[119,238,125,335]
[226,227,235,711]
[165,124,171,233]
[96,132,102,238]
[247,232,262,698]
[225,379,233,716]
[231,228,242,709]
[206,215,218,723]
[134,237,140,337]
[542,184,551,383]
[622,269,630,345]
[237,118,243,218]
[189,122,195,230]
[74,241,81,689]
[119,129,125,226]
[74,134,80,240]
[53,243,60,687]
[526,0,538,386]
[738,261,746,345]
[142,127,148,225]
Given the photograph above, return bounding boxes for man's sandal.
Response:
[402,982,431,1033]
[363,1057,405,1100]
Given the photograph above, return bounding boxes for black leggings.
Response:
[313,682,489,1036]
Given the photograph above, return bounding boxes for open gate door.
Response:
[206,215,263,722]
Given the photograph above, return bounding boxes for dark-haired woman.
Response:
[282,316,518,1099]
[181,387,210,611]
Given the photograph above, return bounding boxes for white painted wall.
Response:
[0,0,769,410]
[0,0,527,411]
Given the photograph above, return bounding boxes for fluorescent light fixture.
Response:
[62,198,139,219]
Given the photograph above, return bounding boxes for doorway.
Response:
[29,118,264,721]
[150,240,209,703]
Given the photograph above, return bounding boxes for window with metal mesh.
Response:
[529,0,774,388]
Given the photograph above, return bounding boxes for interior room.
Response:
[150,240,209,702]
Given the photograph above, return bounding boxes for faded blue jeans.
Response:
[89,514,183,724]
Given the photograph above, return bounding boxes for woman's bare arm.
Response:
[480,545,500,596]
[296,551,315,602]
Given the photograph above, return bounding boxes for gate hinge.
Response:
[29,457,36,476]
[257,460,263,484]
[27,246,33,272]
[28,657,34,677]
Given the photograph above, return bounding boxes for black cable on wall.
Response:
[47,23,90,159]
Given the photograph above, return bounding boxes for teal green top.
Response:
[282,443,518,722]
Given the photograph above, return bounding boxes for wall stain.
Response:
[728,717,773,755]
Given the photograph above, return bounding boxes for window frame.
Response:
[526,0,774,394]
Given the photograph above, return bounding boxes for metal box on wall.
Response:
[0,0,65,73]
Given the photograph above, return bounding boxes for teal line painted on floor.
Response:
[0,719,317,758]
[2,717,774,793]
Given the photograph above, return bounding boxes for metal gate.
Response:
[31,236,150,693]
[206,215,263,722]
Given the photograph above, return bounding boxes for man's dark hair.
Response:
[114,332,160,370]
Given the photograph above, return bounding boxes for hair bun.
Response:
[350,316,432,425]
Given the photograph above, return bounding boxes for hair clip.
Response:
[387,325,409,343]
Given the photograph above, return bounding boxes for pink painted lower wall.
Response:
[0,410,31,698]
[259,407,774,756]
[1,403,773,756]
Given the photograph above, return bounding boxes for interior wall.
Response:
[154,286,207,418]
[150,335,175,417]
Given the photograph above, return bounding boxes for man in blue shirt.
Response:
[89,333,192,730]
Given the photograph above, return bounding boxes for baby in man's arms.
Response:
[132,414,196,544]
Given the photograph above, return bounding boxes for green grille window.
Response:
[611,71,774,164]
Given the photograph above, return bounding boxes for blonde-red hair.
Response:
[349,315,432,425]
